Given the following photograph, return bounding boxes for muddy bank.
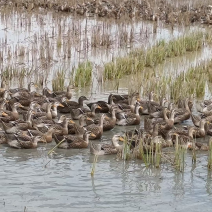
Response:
[2,0,212,25]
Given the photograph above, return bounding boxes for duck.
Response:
[57,96,89,113]
[68,108,84,120]
[190,113,201,127]
[90,142,118,155]
[116,93,139,112]
[51,101,64,119]
[85,104,102,119]
[147,97,167,115]
[43,87,55,98]
[66,96,88,109]
[102,106,117,131]
[53,85,73,100]
[0,80,7,97]
[86,114,105,139]
[86,93,115,113]
[116,103,142,126]
[170,132,193,149]
[55,131,92,149]
[111,134,125,152]
[67,114,89,135]
[2,109,35,131]
[188,142,209,151]
[0,130,7,144]
[112,93,130,104]
[0,90,10,103]
[0,99,8,110]
[8,135,45,149]
[26,126,56,143]
[190,120,208,138]
[52,118,72,136]
[1,102,25,122]
[9,82,36,94]
[174,98,191,123]
[149,98,168,118]
[32,103,53,121]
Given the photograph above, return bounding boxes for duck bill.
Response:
[59,103,64,107]
[86,117,93,121]
[90,133,96,137]
[2,112,8,117]
[119,137,125,142]
[69,120,75,124]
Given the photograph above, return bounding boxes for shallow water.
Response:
[0,7,212,212]
[0,127,212,212]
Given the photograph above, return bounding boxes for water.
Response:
[1,133,212,212]
[0,7,212,212]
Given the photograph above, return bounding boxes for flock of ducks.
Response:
[15,0,212,24]
[0,82,211,157]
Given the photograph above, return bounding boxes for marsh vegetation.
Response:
[1,1,212,211]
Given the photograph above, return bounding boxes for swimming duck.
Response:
[26,126,56,143]
[90,142,118,155]
[85,104,102,119]
[116,94,139,112]
[2,109,35,132]
[52,118,74,136]
[174,98,191,123]
[0,80,7,97]
[116,103,142,126]
[9,82,36,94]
[190,120,208,138]
[32,103,52,119]
[53,85,73,100]
[55,131,92,149]
[57,96,89,113]
[86,93,115,113]
[86,114,105,139]
[8,135,45,149]
[1,102,25,122]
[51,101,64,119]
[102,106,117,131]
[66,96,88,109]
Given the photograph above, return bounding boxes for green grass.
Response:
[52,69,66,91]
[104,32,206,80]
[74,61,92,87]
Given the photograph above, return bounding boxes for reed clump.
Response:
[52,69,66,92]
[174,135,186,172]
[121,135,162,168]
[74,61,92,87]
[104,32,205,80]
[170,66,207,100]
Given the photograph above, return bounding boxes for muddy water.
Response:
[0,9,193,89]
